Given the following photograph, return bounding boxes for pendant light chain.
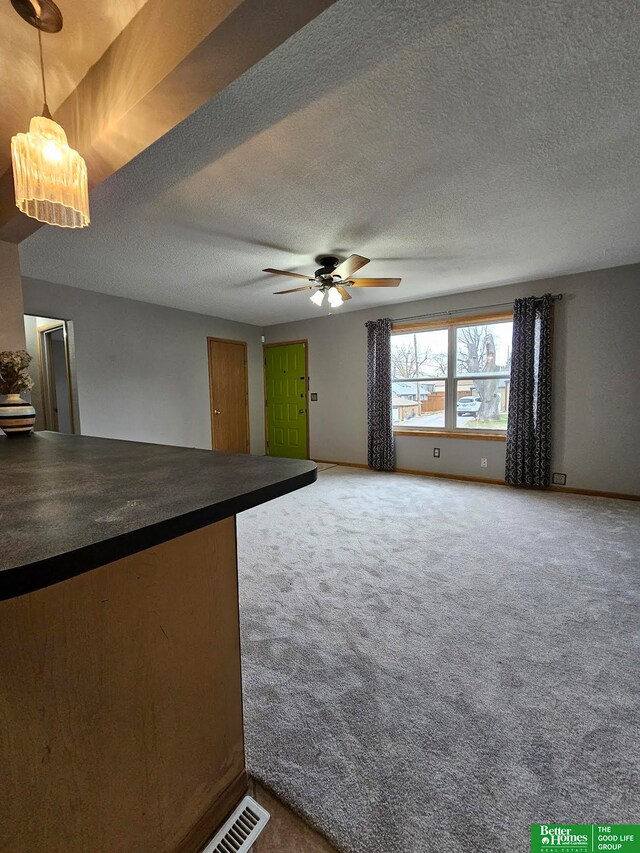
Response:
[37,27,51,118]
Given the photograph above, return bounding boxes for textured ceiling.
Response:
[19,0,640,326]
[1,0,148,174]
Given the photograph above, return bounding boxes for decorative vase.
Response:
[0,394,36,437]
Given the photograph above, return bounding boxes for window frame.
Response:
[391,311,513,440]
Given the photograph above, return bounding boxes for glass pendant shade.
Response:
[310,290,325,306]
[11,114,90,228]
[327,286,344,307]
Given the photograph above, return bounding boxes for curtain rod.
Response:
[392,293,563,325]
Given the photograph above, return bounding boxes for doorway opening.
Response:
[23,315,79,434]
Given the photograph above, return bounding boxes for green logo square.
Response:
[595,826,640,853]
[531,825,640,853]
[531,824,591,852]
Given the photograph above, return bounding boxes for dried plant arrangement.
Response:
[0,350,35,395]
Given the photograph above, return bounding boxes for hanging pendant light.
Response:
[10,0,90,228]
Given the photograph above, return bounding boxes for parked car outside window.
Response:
[457,396,482,416]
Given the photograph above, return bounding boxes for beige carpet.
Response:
[252,781,337,853]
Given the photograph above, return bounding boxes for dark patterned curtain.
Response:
[366,318,395,471]
[505,294,553,487]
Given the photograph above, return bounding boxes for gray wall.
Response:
[22,278,265,454]
[264,263,640,495]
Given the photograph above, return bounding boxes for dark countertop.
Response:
[0,432,317,601]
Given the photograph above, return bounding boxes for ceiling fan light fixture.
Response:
[264,254,402,303]
[10,1,90,228]
[327,286,344,308]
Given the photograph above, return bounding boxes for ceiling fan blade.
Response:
[349,278,402,287]
[263,268,311,280]
[336,285,352,301]
[332,253,370,279]
[273,285,315,294]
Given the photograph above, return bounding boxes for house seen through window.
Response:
[391,316,514,434]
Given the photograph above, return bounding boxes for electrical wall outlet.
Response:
[480,457,488,468]
[552,472,567,485]
[433,448,440,458]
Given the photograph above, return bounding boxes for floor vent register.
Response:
[201,796,270,853]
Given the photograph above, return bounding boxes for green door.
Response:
[265,342,308,459]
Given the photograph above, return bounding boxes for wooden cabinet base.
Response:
[0,518,246,853]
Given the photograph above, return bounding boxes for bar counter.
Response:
[0,432,316,853]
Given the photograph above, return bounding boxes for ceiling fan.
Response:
[262,254,401,308]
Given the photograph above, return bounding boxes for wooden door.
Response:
[264,341,308,459]
[208,338,250,453]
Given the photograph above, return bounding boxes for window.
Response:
[391,315,513,435]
